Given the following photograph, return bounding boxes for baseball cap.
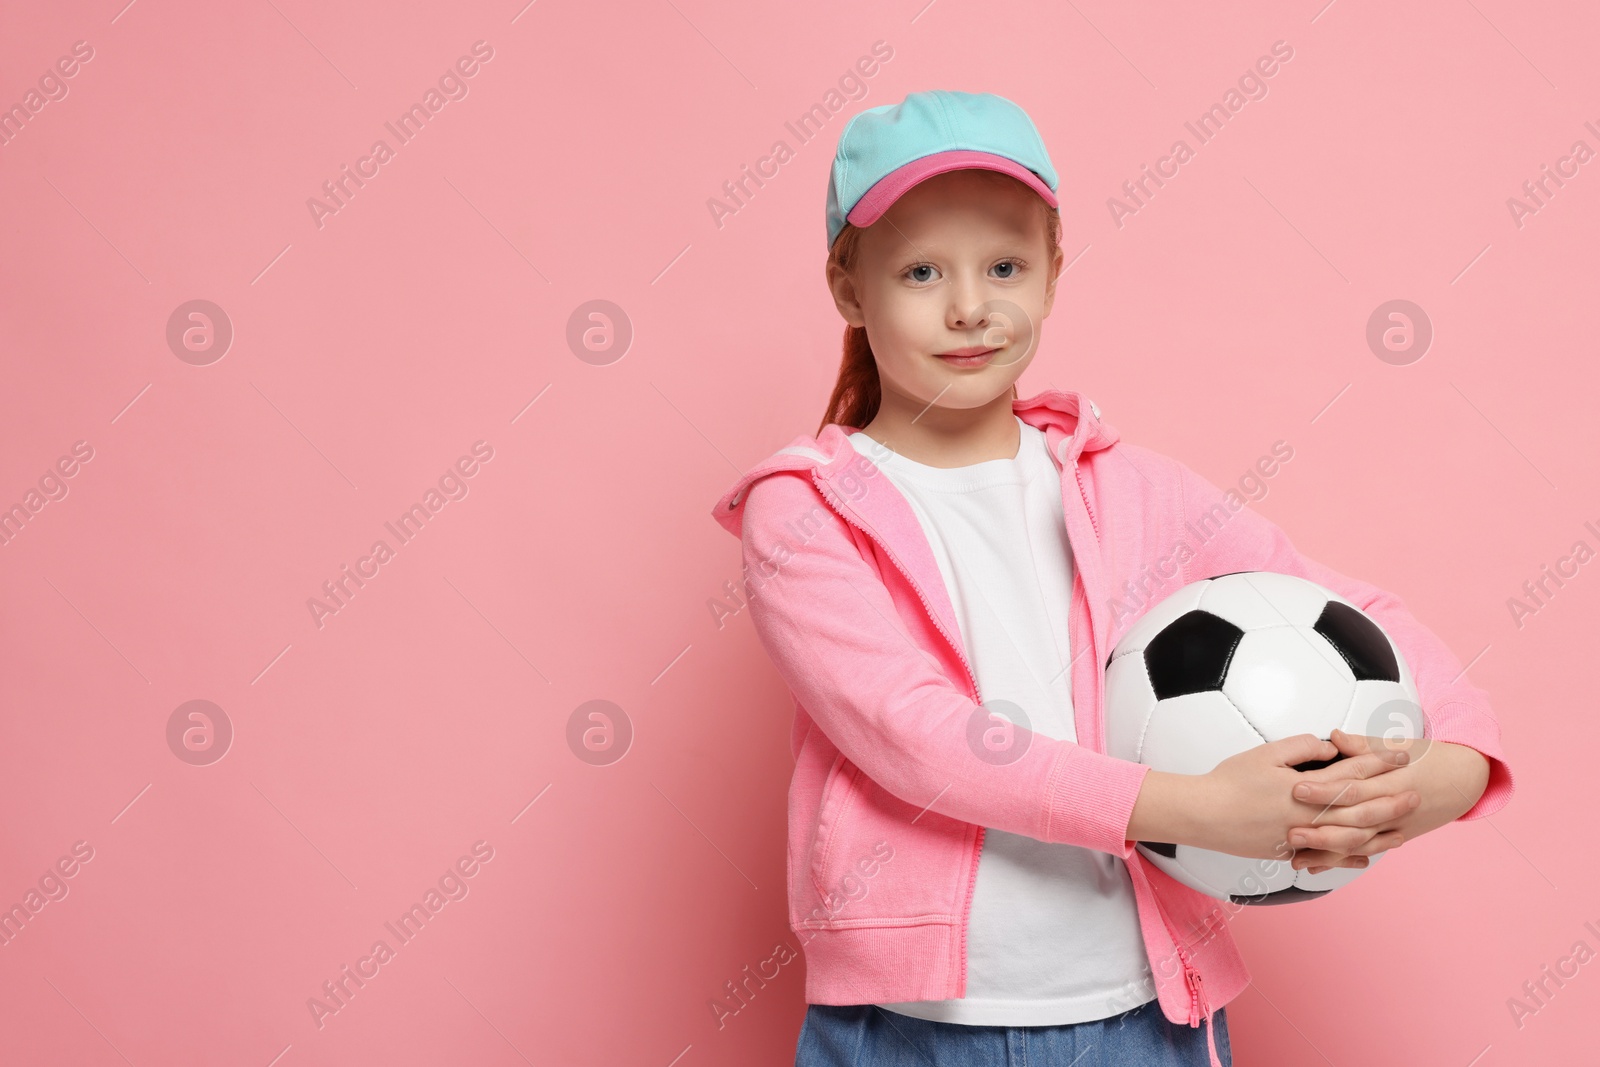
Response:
[825,89,1059,250]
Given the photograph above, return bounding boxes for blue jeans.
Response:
[795,1001,1231,1067]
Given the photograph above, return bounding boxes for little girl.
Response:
[710,89,1513,1067]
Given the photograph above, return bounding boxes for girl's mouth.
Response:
[935,347,999,367]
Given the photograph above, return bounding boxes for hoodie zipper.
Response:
[1066,424,1207,1031]
[1073,458,1101,541]
[1187,959,1221,1067]
[1072,429,1211,1038]
[1169,936,1205,1026]
[1067,424,1211,1035]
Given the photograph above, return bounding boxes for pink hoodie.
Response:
[709,388,1514,1066]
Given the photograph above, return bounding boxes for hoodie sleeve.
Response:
[1174,459,1514,822]
[738,470,1151,857]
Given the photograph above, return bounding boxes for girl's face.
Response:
[827,168,1064,416]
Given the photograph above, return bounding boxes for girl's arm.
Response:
[1166,453,1516,823]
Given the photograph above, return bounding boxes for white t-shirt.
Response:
[849,416,1157,1026]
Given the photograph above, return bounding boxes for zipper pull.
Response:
[1185,968,1204,1027]
[1189,970,1223,1067]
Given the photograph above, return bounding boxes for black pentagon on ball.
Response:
[1313,601,1400,683]
[1138,840,1178,858]
[1143,610,1245,699]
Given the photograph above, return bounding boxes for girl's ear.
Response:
[826,259,867,329]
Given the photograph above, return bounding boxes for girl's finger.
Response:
[1293,775,1372,807]
[1328,728,1371,756]
[1309,791,1420,829]
[1290,848,1369,872]
[1290,848,1339,870]
[1333,728,1429,769]
[1348,829,1404,856]
[1290,823,1406,854]
[1295,749,1408,786]
[1288,823,1373,853]
[1289,792,1417,837]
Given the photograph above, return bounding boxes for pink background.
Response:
[0,0,1591,1063]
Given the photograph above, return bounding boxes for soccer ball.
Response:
[1103,571,1423,905]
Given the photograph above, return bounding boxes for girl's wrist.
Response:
[1126,768,1207,849]
[1394,740,1491,837]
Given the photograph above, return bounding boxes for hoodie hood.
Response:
[711,388,1119,538]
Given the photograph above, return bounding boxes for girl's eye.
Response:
[903,261,1023,283]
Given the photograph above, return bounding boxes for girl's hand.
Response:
[1287,727,1420,872]
[1191,733,1405,860]
[1288,730,1490,873]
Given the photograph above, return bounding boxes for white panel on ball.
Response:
[1104,650,1160,763]
[1198,571,1331,630]
[1138,691,1265,775]
[1223,626,1356,740]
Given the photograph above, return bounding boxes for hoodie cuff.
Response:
[1043,744,1151,858]
[1425,700,1514,821]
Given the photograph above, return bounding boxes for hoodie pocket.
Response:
[809,753,860,909]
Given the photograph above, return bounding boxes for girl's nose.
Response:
[948,285,991,330]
